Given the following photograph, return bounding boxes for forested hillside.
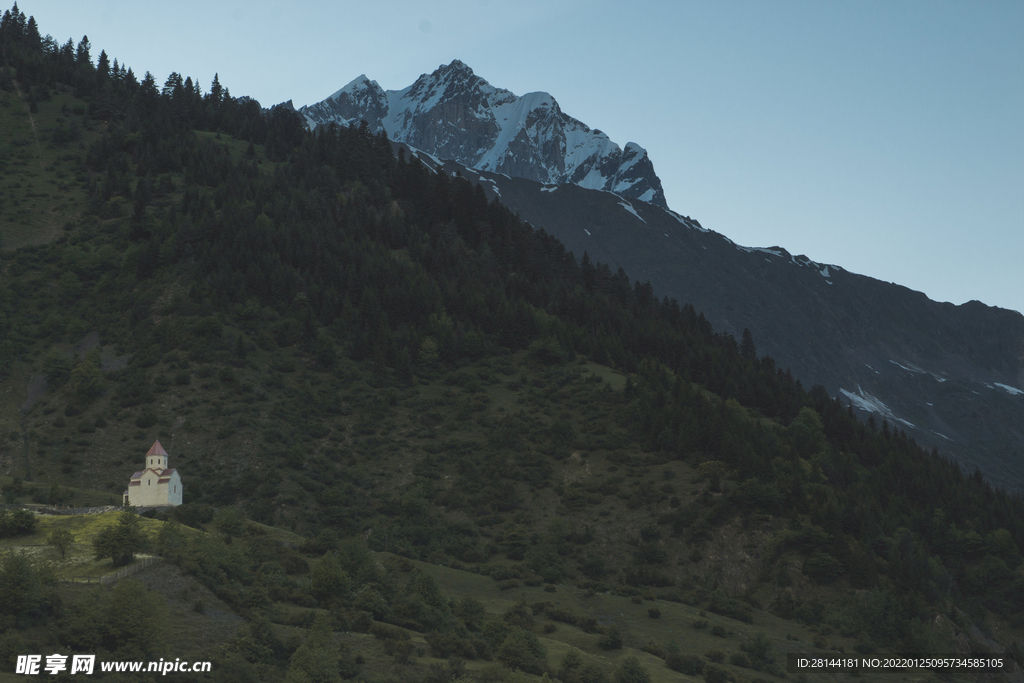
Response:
[1,5,1023,682]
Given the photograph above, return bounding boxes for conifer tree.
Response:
[96,48,108,78]
[740,327,757,360]
[75,34,90,65]
[93,512,145,567]
[209,72,223,103]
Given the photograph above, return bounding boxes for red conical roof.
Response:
[146,441,168,456]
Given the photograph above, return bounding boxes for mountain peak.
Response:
[416,59,478,90]
[329,74,377,100]
[300,62,668,208]
[441,59,473,74]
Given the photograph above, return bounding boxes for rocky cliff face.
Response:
[299,61,667,208]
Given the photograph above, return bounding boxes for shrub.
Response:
[703,664,727,683]
[582,556,606,578]
[598,626,623,650]
[370,622,410,641]
[729,652,750,668]
[741,631,774,667]
[547,607,579,625]
[614,656,651,683]
[424,631,483,660]
[803,551,844,584]
[502,599,534,629]
[310,554,352,607]
[495,628,545,675]
[707,591,752,622]
[559,648,610,683]
[0,510,38,538]
[383,638,414,664]
[666,653,704,675]
[454,596,486,629]
[639,641,665,658]
[213,507,245,537]
[173,503,214,528]
[481,619,512,651]
[528,337,565,365]
[135,410,157,428]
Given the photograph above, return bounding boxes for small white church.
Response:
[124,440,183,507]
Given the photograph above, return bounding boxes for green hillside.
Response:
[1,4,1023,682]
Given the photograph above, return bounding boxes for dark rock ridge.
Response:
[300,60,667,208]
[400,146,1024,491]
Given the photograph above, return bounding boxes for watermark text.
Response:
[16,655,211,675]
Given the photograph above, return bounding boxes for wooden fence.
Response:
[65,556,160,585]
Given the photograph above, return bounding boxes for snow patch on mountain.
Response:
[995,383,1024,396]
[738,245,785,257]
[840,386,915,429]
[890,359,926,374]
[667,209,708,233]
[618,200,645,223]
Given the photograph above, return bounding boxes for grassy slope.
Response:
[0,510,163,579]
[0,84,93,249]
[3,510,920,683]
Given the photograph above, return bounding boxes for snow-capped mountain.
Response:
[299,60,667,208]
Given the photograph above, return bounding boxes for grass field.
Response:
[0,509,164,580]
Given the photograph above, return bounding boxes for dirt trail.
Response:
[14,81,46,170]
[21,373,47,412]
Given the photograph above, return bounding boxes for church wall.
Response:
[127,471,183,507]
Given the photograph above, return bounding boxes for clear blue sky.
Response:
[26,0,1024,315]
